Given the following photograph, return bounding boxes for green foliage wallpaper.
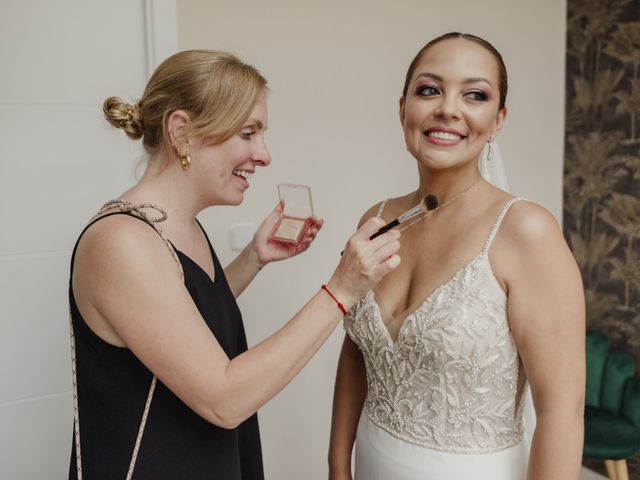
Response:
[564,0,640,476]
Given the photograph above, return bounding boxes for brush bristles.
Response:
[425,194,439,210]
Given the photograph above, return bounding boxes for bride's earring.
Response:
[487,136,494,162]
[480,138,492,181]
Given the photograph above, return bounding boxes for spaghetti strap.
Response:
[70,212,160,276]
[376,199,390,218]
[483,197,523,253]
[92,199,183,279]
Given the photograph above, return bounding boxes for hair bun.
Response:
[103,96,144,140]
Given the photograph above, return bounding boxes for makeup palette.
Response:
[269,183,314,247]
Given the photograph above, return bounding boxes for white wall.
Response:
[177,1,567,478]
[0,1,176,478]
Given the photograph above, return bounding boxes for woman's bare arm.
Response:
[494,202,585,480]
[328,336,367,480]
[73,214,399,429]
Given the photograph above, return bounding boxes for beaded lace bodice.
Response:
[345,198,526,454]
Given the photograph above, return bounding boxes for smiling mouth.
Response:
[233,170,253,181]
[425,130,465,141]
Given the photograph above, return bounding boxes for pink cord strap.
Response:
[321,284,347,315]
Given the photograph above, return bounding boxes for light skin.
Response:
[72,92,401,430]
[329,38,585,480]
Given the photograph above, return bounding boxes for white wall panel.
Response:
[0,393,72,480]
[0,105,140,256]
[0,0,147,105]
[0,1,177,477]
[0,254,71,403]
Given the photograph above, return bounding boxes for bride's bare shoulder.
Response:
[493,199,570,265]
[500,200,561,241]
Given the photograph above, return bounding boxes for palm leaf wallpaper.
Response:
[564,0,640,476]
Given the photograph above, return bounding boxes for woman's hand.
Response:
[327,216,401,308]
[250,202,323,267]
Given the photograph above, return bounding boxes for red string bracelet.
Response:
[321,284,347,315]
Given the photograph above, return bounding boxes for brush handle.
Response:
[339,196,437,256]
[339,218,400,256]
[369,219,399,240]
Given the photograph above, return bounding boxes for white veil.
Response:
[479,141,537,450]
[478,140,510,191]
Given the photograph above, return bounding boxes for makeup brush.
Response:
[369,194,439,240]
[340,195,438,256]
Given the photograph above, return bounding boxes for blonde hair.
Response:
[103,49,267,154]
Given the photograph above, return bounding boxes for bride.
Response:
[328,33,585,480]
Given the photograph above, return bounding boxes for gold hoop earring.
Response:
[180,153,190,170]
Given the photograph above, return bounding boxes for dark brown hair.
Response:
[401,33,508,109]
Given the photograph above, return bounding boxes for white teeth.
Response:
[233,170,252,180]
[427,131,462,141]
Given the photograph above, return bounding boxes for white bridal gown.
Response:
[344,198,531,480]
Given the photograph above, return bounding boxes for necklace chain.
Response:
[398,180,481,232]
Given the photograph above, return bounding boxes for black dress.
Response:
[68,212,263,479]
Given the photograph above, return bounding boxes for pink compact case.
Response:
[269,183,314,247]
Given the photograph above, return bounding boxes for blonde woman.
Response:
[329,33,585,480]
[69,50,400,479]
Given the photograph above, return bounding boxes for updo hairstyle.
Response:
[103,49,267,154]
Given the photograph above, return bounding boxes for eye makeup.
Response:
[465,90,489,102]
[415,84,440,96]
